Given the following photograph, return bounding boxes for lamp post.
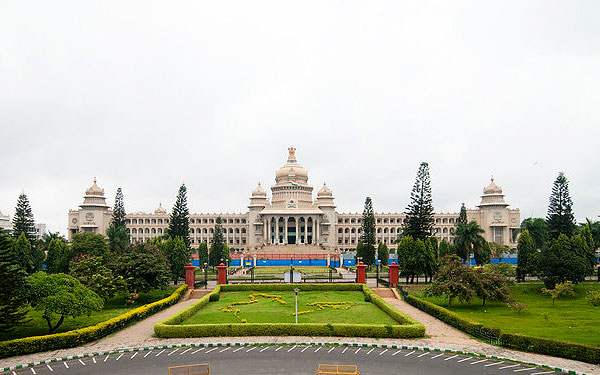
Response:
[376,259,379,287]
[294,288,299,324]
[203,262,208,289]
[290,256,294,283]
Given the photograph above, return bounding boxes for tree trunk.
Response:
[448,296,453,307]
[47,314,65,334]
[482,296,486,307]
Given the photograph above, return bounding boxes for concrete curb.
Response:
[1,341,587,375]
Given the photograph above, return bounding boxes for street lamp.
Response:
[290,256,294,283]
[203,262,208,289]
[294,288,300,324]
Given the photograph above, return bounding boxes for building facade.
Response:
[68,148,520,252]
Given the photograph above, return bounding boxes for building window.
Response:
[494,227,504,244]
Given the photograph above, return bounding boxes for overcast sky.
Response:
[1,1,599,235]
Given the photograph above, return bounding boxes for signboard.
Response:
[284,271,302,283]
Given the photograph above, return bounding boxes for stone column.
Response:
[315,217,320,244]
[295,218,299,245]
[284,216,288,245]
[263,217,267,242]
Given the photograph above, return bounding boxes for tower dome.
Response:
[154,202,167,214]
[275,147,309,184]
[85,177,104,196]
[317,182,333,197]
[478,176,508,208]
[252,182,267,197]
[80,178,109,209]
[483,176,503,195]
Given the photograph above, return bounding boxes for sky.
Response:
[1,1,599,235]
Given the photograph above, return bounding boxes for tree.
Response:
[402,162,434,240]
[438,239,454,257]
[547,172,576,239]
[0,229,29,333]
[541,280,576,306]
[356,197,376,266]
[107,188,129,253]
[521,218,549,250]
[209,217,226,267]
[578,225,597,275]
[71,232,109,261]
[474,268,512,307]
[473,240,491,266]
[424,256,478,307]
[69,255,126,302]
[12,232,40,274]
[12,192,36,244]
[377,243,389,266]
[454,221,486,266]
[168,184,190,248]
[580,218,600,250]
[457,203,468,225]
[537,234,587,288]
[158,236,192,283]
[111,188,127,228]
[516,230,536,282]
[423,237,439,283]
[45,238,71,274]
[198,241,209,266]
[112,243,171,292]
[28,272,103,333]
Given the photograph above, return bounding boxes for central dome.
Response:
[275,147,309,184]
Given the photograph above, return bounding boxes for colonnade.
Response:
[262,215,320,245]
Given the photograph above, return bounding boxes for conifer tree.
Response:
[516,230,536,282]
[403,162,434,240]
[107,188,129,253]
[168,184,190,248]
[198,241,209,266]
[12,193,36,244]
[209,217,225,267]
[13,232,36,274]
[0,229,29,333]
[547,172,576,239]
[111,188,126,228]
[457,203,467,225]
[358,197,376,266]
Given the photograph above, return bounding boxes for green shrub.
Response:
[405,295,484,336]
[209,293,220,302]
[501,333,600,365]
[0,285,187,359]
[586,291,600,307]
[155,283,425,339]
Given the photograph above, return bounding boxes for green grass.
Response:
[414,282,600,347]
[181,290,398,325]
[252,266,330,275]
[0,286,178,341]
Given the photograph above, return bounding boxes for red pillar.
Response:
[217,263,227,285]
[356,261,366,284]
[184,263,196,289]
[388,261,399,287]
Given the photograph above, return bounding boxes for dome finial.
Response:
[93,177,97,184]
[287,147,296,162]
[491,174,494,182]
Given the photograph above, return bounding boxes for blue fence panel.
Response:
[190,260,199,267]
[343,259,355,266]
[230,259,241,267]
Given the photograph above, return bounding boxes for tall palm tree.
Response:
[454,221,486,266]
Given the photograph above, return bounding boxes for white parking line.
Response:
[92,357,96,364]
[46,364,53,372]
[379,349,388,356]
[192,348,205,354]
[155,349,166,357]
[79,359,86,366]
[104,355,110,362]
[418,352,429,358]
[514,368,536,372]
[246,347,256,352]
[444,355,458,361]
[180,348,192,355]
[470,359,487,365]
[30,368,36,374]
[531,372,554,375]
[485,362,504,367]
[219,347,230,353]
[131,352,138,359]
[342,347,348,354]
[315,347,322,353]
[499,364,520,370]
[366,348,375,355]
[144,351,153,357]
[287,345,297,352]
[116,353,124,361]
[260,347,270,352]
[355,348,361,354]
[328,347,336,354]
[457,357,471,363]
[167,349,179,356]
[405,350,415,357]
[300,346,309,352]
[206,347,218,353]
[12,371,16,375]
[430,353,444,359]
[392,350,401,356]
[63,362,69,369]
[275,346,283,352]
[233,347,244,353]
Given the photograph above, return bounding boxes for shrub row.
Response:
[155,283,425,339]
[405,294,600,365]
[0,285,188,359]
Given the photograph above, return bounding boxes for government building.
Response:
[68,148,520,255]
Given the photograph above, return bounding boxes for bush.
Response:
[0,285,187,359]
[501,333,600,365]
[209,293,220,302]
[586,291,600,307]
[155,283,425,339]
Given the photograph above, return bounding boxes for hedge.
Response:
[0,285,187,359]
[155,283,425,339]
[405,294,600,365]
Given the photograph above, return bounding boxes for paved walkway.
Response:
[1,289,599,375]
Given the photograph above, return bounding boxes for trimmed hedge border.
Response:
[155,283,425,339]
[0,285,188,359]
[405,294,600,365]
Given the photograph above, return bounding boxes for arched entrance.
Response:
[278,217,285,244]
[287,217,296,245]
[299,217,306,244]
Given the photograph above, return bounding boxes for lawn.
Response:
[414,282,600,347]
[252,266,330,275]
[0,286,178,341]
[181,290,398,325]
